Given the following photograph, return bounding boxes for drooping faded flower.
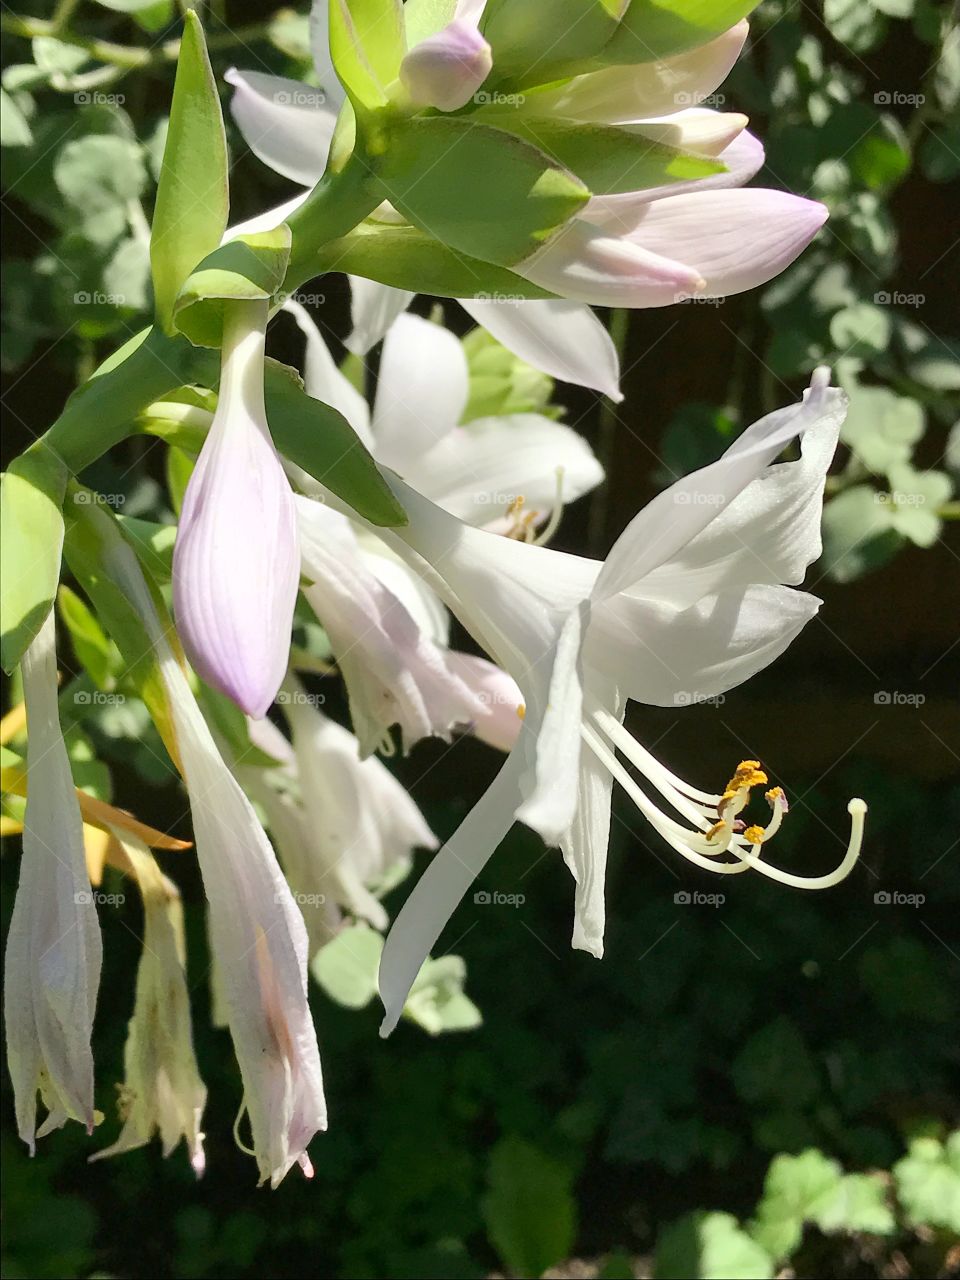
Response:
[364,370,867,1032]
[4,609,102,1149]
[91,831,206,1174]
[173,298,299,718]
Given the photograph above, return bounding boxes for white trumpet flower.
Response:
[367,369,867,1033]
[4,610,102,1149]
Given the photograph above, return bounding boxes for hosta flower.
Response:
[279,681,438,929]
[287,303,604,531]
[103,523,325,1187]
[364,369,867,1033]
[91,832,206,1174]
[400,0,492,112]
[173,298,299,718]
[295,494,489,754]
[4,610,102,1149]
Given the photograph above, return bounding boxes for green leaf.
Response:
[748,1150,843,1258]
[329,0,405,111]
[885,463,952,547]
[91,0,175,34]
[173,227,292,347]
[482,0,623,85]
[53,134,147,242]
[405,956,481,1035]
[655,1212,773,1280]
[115,515,177,582]
[311,923,384,1008]
[1,447,68,674]
[57,585,120,690]
[731,1017,820,1109]
[484,115,722,195]
[0,86,33,147]
[165,445,195,515]
[815,1173,896,1237]
[44,325,216,474]
[316,221,556,298]
[150,10,229,334]
[482,1138,577,1278]
[894,1135,960,1231]
[375,117,588,267]
[62,498,180,767]
[829,302,892,357]
[602,0,758,66]
[264,360,406,527]
[821,485,902,583]
[840,380,925,473]
[823,0,887,53]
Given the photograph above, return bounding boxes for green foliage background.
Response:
[1,1,958,1277]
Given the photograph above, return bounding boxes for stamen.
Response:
[532,466,566,547]
[585,706,866,892]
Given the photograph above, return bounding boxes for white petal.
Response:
[308,0,347,110]
[297,496,486,753]
[357,538,451,645]
[461,297,622,400]
[346,277,415,355]
[593,371,844,601]
[379,746,526,1035]
[284,298,372,445]
[586,583,821,706]
[639,402,844,610]
[5,610,101,1148]
[224,69,335,186]
[443,651,524,751]
[628,108,747,157]
[525,21,748,124]
[372,313,469,467]
[223,190,310,242]
[562,682,621,958]
[403,412,603,525]
[587,129,764,217]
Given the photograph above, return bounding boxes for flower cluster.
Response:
[2,0,866,1188]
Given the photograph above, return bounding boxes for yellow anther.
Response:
[765,786,785,805]
[743,825,765,845]
[705,819,727,843]
[516,703,526,720]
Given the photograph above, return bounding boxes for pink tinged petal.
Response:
[372,313,469,468]
[515,218,705,308]
[346,277,415,355]
[461,297,623,400]
[586,584,822,706]
[526,21,749,124]
[592,370,842,602]
[379,746,526,1036]
[4,610,102,1150]
[619,188,829,300]
[296,497,487,754]
[283,298,373,445]
[400,18,493,112]
[103,535,326,1187]
[403,413,603,525]
[587,129,764,220]
[224,69,336,187]
[173,301,299,719]
[444,651,524,751]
